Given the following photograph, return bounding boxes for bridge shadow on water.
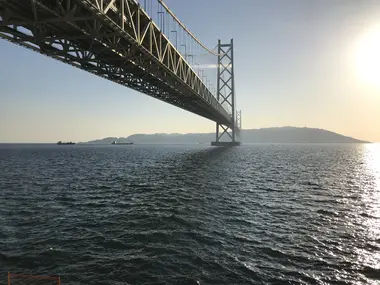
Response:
[76,145,254,285]
[173,145,235,167]
[147,146,257,284]
[162,145,238,198]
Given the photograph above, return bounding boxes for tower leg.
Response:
[212,122,240,146]
[211,39,241,146]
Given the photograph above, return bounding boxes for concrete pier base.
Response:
[211,141,241,146]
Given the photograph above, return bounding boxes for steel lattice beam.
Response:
[0,0,233,126]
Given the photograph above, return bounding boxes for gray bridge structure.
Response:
[0,0,241,145]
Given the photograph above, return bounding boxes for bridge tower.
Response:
[212,39,241,146]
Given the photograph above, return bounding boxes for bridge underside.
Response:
[0,0,232,126]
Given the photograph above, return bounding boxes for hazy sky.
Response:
[1,0,380,142]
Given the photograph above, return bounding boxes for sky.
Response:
[1,0,380,143]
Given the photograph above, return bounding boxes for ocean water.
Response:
[1,143,380,284]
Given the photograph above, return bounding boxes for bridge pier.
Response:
[211,141,241,146]
[211,39,241,146]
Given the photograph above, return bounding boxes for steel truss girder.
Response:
[0,0,233,125]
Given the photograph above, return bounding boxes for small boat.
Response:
[57,141,75,145]
[111,141,133,145]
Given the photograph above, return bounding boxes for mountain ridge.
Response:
[82,127,369,144]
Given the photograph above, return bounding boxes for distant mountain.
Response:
[83,127,368,144]
[81,137,133,144]
[240,127,368,143]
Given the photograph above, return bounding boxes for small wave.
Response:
[360,212,380,219]
[94,184,113,190]
[360,266,380,279]
[232,234,260,245]
[226,218,254,227]
[101,238,128,250]
[261,187,279,192]
[164,214,196,228]
[304,181,320,187]
[316,209,340,217]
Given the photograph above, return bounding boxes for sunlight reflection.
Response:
[364,144,380,192]
[361,144,380,225]
[356,144,380,283]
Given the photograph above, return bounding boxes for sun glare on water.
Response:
[355,26,380,89]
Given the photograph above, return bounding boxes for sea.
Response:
[1,143,380,284]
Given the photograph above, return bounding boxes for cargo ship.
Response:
[57,141,75,145]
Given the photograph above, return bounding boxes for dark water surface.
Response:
[1,144,380,284]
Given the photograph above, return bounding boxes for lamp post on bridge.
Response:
[194,63,200,76]
[199,70,204,83]
[202,75,207,86]
[209,82,214,96]
[171,30,177,49]
[181,44,186,60]
[157,11,164,32]
[187,54,194,64]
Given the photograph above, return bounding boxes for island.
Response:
[79,127,369,144]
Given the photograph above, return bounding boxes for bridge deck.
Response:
[0,0,233,126]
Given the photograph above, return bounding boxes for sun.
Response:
[355,26,380,89]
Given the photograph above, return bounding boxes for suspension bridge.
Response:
[0,0,242,145]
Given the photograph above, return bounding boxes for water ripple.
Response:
[1,143,380,284]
